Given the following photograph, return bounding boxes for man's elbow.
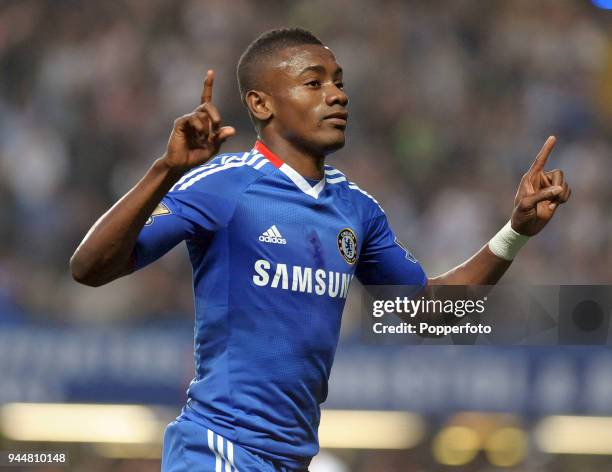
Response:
[70,251,134,287]
[69,251,109,287]
[70,253,95,286]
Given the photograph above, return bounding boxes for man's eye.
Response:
[335,82,344,89]
[306,80,321,87]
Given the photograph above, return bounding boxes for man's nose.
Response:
[325,86,349,107]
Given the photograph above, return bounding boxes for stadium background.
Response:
[1,0,611,470]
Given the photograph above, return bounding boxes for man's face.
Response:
[264,44,349,156]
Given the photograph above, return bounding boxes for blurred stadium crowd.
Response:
[1,0,611,324]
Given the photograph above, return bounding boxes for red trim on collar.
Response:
[254,140,284,168]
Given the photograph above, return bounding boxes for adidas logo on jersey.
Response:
[259,225,287,245]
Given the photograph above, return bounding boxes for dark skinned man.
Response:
[71,28,570,472]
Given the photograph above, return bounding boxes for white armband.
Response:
[488,221,530,261]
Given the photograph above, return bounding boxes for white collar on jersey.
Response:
[254,140,326,199]
[278,163,326,199]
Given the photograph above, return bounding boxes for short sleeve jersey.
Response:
[134,141,427,469]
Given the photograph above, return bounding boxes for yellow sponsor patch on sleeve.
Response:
[145,202,171,225]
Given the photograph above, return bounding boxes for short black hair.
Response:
[237,27,323,103]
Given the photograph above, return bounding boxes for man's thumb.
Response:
[217,126,236,143]
[521,186,563,208]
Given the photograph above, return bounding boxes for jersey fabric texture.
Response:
[134,141,427,470]
[162,419,306,472]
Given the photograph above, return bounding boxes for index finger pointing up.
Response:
[201,70,214,104]
[529,136,556,173]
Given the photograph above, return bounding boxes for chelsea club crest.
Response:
[337,228,358,265]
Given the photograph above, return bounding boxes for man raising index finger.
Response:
[201,69,214,104]
[71,28,571,471]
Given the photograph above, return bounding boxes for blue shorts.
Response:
[161,418,308,472]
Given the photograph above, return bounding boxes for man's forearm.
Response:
[428,244,512,285]
[71,70,237,287]
[428,136,572,287]
[70,157,183,286]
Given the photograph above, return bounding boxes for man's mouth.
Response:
[323,111,348,126]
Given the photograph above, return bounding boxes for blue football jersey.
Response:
[134,141,427,468]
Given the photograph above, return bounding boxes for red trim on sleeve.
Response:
[254,140,284,168]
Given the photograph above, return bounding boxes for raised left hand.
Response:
[511,136,571,236]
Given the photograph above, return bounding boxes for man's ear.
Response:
[245,90,273,121]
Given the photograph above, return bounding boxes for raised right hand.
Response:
[510,136,571,236]
[161,70,236,174]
